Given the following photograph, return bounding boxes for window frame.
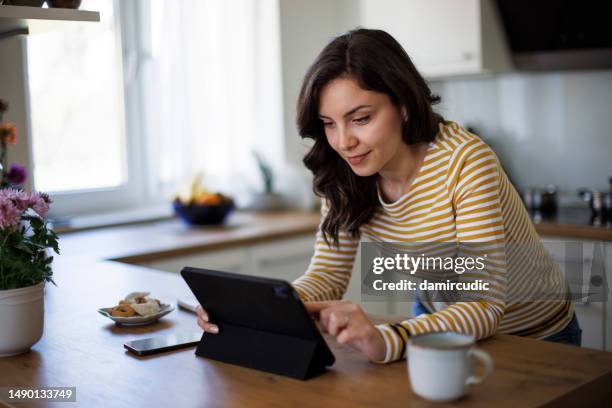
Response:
[30,0,162,218]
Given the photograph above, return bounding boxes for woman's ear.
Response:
[401,107,409,122]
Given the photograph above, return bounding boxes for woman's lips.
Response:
[347,151,370,165]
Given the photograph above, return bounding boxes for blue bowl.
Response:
[173,200,234,225]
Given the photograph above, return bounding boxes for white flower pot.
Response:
[0,282,45,357]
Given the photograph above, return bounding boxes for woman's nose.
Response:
[338,127,358,151]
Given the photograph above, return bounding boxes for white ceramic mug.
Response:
[407,332,493,402]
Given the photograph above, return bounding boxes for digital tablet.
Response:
[181,267,335,379]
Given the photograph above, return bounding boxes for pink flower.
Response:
[31,194,49,218]
[0,189,52,221]
[39,192,52,205]
[0,194,21,229]
[0,188,29,211]
[24,191,39,209]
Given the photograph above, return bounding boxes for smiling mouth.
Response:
[347,151,370,165]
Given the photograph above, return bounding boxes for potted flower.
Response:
[0,99,58,356]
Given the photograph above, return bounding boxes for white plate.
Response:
[98,303,175,326]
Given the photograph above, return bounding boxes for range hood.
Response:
[495,0,612,71]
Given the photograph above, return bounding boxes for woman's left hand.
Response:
[305,300,386,362]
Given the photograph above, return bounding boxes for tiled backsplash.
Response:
[430,70,612,206]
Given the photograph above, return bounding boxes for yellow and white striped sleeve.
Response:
[293,201,359,302]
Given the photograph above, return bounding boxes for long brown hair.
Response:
[297,28,444,247]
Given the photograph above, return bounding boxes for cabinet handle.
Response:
[576,295,591,305]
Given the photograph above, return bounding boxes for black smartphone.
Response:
[124,332,202,356]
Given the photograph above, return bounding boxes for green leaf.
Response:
[14,242,33,254]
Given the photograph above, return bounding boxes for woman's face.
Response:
[318,75,406,177]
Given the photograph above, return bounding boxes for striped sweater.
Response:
[293,121,573,363]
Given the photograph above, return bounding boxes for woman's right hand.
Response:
[196,305,219,334]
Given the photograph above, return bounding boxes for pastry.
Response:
[109,304,137,317]
[112,292,162,317]
[131,300,161,316]
[123,292,150,304]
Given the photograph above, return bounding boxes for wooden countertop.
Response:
[534,222,612,241]
[1,257,611,407]
[531,208,612,241]
[57,210,610,271]
[58,211,321,263]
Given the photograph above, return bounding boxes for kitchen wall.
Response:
[430,70,612,206]
[278,0,359,166]
[275,0,359,209]
[277,1,612,207]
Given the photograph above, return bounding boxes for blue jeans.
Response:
[542,311,582,346]
[412,297,430,317]
[412,297,582,347]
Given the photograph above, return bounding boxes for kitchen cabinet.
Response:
[541,237,608,350]
[359,0,512,79]
[143,235,314,279]
[343,243,391,315]
[606,242,612,351]
[142,233,393,315]
[145,247,248,276]
[249,235,315,281]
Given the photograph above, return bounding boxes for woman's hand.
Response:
[196,305,219,334]
[305,300,386,362]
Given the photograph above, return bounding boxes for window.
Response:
[26,0,283,218]
[143,0,284,201]
[27,0,140,216]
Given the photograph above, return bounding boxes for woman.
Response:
[197,28,580,363]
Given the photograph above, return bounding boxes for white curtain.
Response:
[146,0,284,201]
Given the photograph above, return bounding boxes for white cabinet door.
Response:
[146,248,247,275]
[541,237,606,350]
[147,235,317,281]
[606,242,612,351]
[574,301,605,350]
[344,243,392,315]
[359,0,512,78]
[143,234,393,314]
[250,235,315,282]
[360,0,480,76]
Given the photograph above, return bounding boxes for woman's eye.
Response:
[322,121,335,128]
[353,116,370,124]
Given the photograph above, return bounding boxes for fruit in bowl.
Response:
[172,175,234,225]
[173,194,234,226]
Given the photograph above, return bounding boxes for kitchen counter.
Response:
[58,210,321,263]
[1,257,611,407]
[530,207,612,241]
[56,209,612,272]
[3,211,612,407]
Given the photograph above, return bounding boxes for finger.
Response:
[196,305,209,322]
[336,326,356,344]
[320,302,355,331]
[197,317,219,334]
[338,325,386,362]
[304,301,332,319]
[319,308,332,332]
[328,311,350,337]
[304,300,350,314]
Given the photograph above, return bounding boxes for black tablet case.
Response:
[181,267,335,380]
